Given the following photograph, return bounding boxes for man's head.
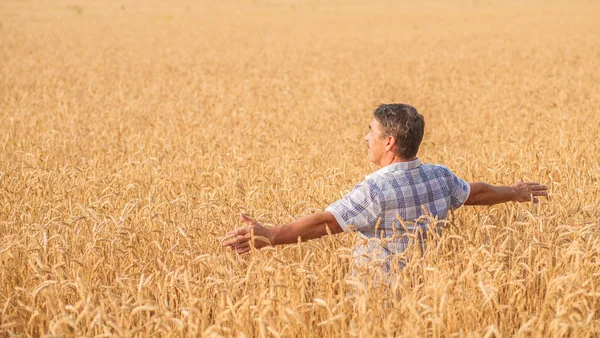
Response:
[364,104,425,166]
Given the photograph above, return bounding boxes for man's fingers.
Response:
[240,213,257,225]
[222,232,252,248]
[223,214,263,253]
[232,240,250,249]
[222,230,236,246]
[527,183,548,192]
[522,182,548,200]
[234,246,251,254]
[238,233,251,243]
[529,183,548,198]
[222,237,237,247]
[225,240,251,254]
[222,227,252,246]
[230,238,252,254]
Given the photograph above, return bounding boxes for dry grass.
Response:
[1,0,600,336]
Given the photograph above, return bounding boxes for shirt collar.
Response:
[365,158,422,180]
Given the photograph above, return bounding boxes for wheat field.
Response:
[1,0,599,336]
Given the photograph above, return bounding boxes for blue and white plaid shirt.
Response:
[326,158,470,273]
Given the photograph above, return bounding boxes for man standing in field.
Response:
[222,104,548,272]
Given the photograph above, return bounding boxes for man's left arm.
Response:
[464,181,548,206]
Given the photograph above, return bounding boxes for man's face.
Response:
[364,118,387,166]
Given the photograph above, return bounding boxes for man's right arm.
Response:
[222,212,343,254]
[464,181,548,206]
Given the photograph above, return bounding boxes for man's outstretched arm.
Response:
[222,211,343,254]
[464,180,548,206]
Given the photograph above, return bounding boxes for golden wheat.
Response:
[1,0,599,336]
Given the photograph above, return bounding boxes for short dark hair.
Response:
[373,104,425,159]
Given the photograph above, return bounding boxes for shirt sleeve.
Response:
[442,166,471,209]
[325,180,383,233]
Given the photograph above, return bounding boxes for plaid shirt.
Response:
[326,158,470,274]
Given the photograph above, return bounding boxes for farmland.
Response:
[1,0,600,336]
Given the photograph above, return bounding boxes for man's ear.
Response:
[385,136,396,152]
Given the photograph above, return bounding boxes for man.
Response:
[222,104,548,270]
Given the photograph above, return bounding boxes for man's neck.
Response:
[378,153,415,167]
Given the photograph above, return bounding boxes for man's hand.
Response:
[222,213,272,254]
[510,180,548,203]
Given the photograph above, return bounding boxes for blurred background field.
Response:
[1,0,599,336]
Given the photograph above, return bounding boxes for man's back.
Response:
[326,158,471,269]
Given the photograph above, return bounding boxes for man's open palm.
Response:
[511,180,548,203]
[222,213,271,254]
